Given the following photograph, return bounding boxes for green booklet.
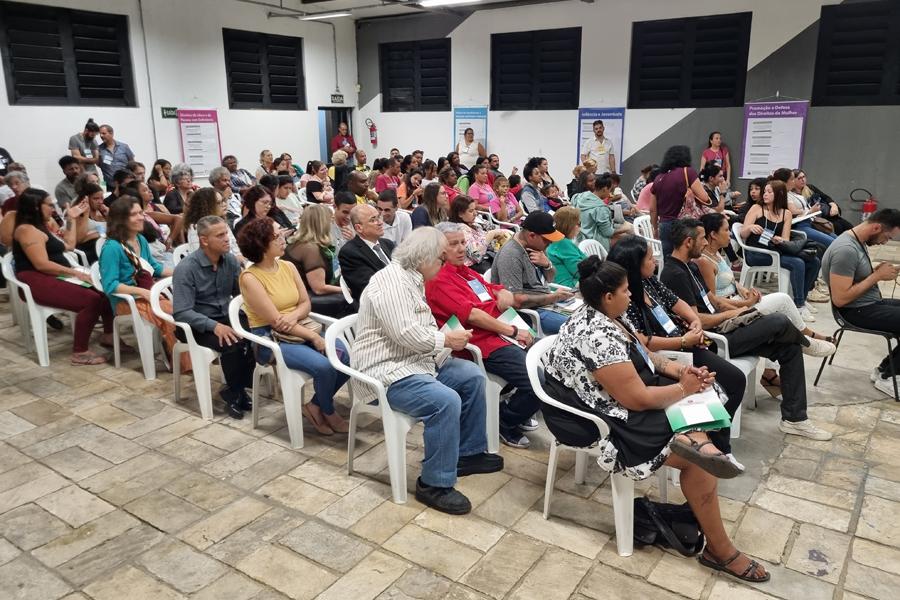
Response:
[56,275,92,288]
[665,388,732,433]
[497,308,537,338]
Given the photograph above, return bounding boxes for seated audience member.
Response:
[375,156,402,193]
[72,182,106,262]
[420,159,438,187]
[491,176,524,224]
[609,173,639,221]
[518,162,545,214]
[222,155,256,198]
[491,212,574,335]
[54,156,82,209]
[467,165,496,212]
[449,195,510,274]
[547,206,586,288]
[237,217,350,435]
[98,196,188,370]
[698,212,834,353]
[772,168,837,251]
[184,187,243,262]
[428,222,540,447]
[172,216,255,419]
[147,159,171,202]
[660,219,832,440]
[571,171,616,250]
[542,183,563,212]
[446,151,464,177]
[208,166,236,220]
[794,170,852,234]
[398,168,424,209]
[284,204,354,318]
[412,182,450,229]
[631,164,656,203]
[233,185,291,236]
[1,170,30,215]
[305,161,334,204]
[273,175,303,225]
[376,190,412,246]
[354,149,370,174]
[352,227,502,513]
[331,191,356,254]
[636,166,661,213]
[256,149,275,180]
[822,209,900,395]
[438,166,460,204]
[567,164,585,199]
[163,165,193,214]
[338,204,394,303]
[607,235,748,469]
[741,180,823,317]
[124,179,184,249]
[13,188,114,364]
[329,150,351,193]
[103,168,135,207]
[348,169,377,205]
[543,258,769,582]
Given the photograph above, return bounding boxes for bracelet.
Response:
[510,325,518,337]
[680,336,686,351]
[676,382,686,399]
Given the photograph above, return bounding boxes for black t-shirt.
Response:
[659,257,712,314]
[305,180,324,202]
[0,147,13,176]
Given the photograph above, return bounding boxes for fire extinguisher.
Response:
[365,118,377,148]
[851,188,877,221]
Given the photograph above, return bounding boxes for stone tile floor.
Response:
[3,244,900,599]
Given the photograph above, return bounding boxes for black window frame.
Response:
[812,0,900,107]
[490,27,581,111]
[628,12,752,109]
[379,38,451,112]
[0,0,136,107]
[222,28,307,111]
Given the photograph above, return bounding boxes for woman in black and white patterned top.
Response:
[543,257,770,583]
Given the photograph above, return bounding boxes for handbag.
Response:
[270,316,323,344]
[633,497,705,556]
[715,307,763,334]
[677,168,712,219]
[811,216,835,234]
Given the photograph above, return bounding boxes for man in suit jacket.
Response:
[339,204,395,302]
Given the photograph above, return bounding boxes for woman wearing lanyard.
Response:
[608,236,747,471]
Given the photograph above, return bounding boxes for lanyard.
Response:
[613,317,655,374]
[851,230,874,271]
[685,263,716,313]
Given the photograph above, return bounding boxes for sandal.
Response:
[70,352,108,366]
[698,549,770,582]
[760,372,782,398]
[670,436,742,479]
[810,332,835,343]
[302,404,334,436]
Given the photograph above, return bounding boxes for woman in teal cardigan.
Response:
[98,196,185,369]
[547,206,586,288]
[570,171,615,250]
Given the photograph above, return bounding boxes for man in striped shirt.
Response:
[351,227,504,514]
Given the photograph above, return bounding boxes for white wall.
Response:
[0,0,357,190]
[356,0,841,177]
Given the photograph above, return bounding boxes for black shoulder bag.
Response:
[633,497,705,556]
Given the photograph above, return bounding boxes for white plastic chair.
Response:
[731,222,792,296]
[150,277,220,420]
[578,239,607,260]
[487,211,521,232]
[95,236,106,260]
[172,243,191,266]
[324,314,418,504]
[228,296,335,449]
[633,214,653,239]
[462,344,503,454]
[1,253,76,366]
[90,262,161,380]
[703,330,758,438]
[526,336,668,557]
[339,275,353,304]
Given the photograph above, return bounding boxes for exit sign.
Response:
[331,94,344,104]
[161,106,178,119]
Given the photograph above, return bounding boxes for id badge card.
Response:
[650,304,677,334]
[759,229,774,247]
[103,154,113,165]
[84,148,93,158]
[699,290,715,314]
[467,278,492,302]
[634,342,655,374]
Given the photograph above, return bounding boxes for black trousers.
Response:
[840,299,900,374]
[176,317,255,398]
[691,347,745,454]
[483,344,541,436]
[723,313,809,422]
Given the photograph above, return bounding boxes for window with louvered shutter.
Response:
[222,28,306,110]
[379,38,450,112]
[490,27,581,111]
[812,0,900,107]
[0,0,135,106]
[628,13,751,109]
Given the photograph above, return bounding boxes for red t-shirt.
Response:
[653,167,698,221]
[425,263,511,358]
[701,146,729,177]
[375,174,400,193]
[330,134,356,154]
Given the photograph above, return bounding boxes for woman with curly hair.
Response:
[183,187,243,262]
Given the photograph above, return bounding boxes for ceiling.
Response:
[236,0,570,22]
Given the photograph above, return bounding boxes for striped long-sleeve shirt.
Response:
[351,263,446,402]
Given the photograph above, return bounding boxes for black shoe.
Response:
[236,390,252,411]
[219,390,244,420]
[46,315,64,330]
[414,478,471,515]
[457,452,504,477]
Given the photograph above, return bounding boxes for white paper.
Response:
[680,403,714,426]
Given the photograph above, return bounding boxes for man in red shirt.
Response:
[426,222,540,449]
[375,156,401,193]
[329,122,356,157]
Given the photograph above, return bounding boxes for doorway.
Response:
[318,107,353,163]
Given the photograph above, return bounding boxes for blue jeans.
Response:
[386,358,487,488]
[536,308,568,334]
[744,252,820,308]
[483,344,540,436]
[659,220,675,256]
[251,326,350,415]
[794,221,836,249]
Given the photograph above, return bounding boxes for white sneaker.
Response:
[804,303,819,314]
[874,376,899,398]
[520,417,540,432]
[800,306,816,322]
[802,337,836,358]
[779,419,832,441]
[726,453,746,472]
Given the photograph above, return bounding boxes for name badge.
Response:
[699,290,715,313]
[103,154,113,165]
[759,229,774,247]
[634,342,655,374]
[467,278,492,302]
[650,304,677,334]
[84,149,93,158]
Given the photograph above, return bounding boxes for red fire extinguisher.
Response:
[852,188,877,221]
[366,118,377,148]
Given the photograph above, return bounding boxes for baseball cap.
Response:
[522,211,564,242]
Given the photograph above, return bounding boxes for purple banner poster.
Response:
[739,100,809,179]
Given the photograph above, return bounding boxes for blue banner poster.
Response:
[577,107,625,173]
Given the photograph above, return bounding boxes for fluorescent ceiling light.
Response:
[301,11,352,20]
[419,0,482,7]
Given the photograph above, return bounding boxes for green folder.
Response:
[497,308,537,337]
[665,388,732,433]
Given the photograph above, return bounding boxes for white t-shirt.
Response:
[381,210,412,246]
[580,136,615,171]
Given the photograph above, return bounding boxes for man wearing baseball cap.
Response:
[490,212,575,334]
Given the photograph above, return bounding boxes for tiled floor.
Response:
[2,245,900,599]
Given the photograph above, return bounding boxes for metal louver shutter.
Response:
[223,28,306,110]
[379,38,450,112]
